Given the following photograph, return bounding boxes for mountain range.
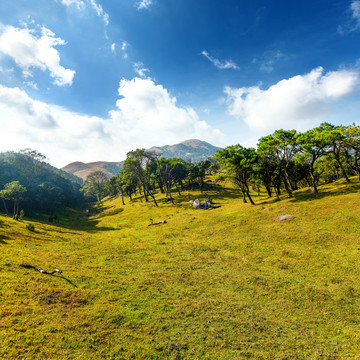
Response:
[61,139,221,181]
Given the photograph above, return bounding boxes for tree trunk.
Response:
[265,185,272,197]
[1,198,9,215]
[334,150,350,183]
[121,192,125,205]
[142,184,148,202]
[282,175,293,197]
[309,160,318,194]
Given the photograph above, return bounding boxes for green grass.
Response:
[1,179,360,359]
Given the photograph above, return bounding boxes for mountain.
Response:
[147,139,222,162]
[61,161,124,181]
[61,139,221,181]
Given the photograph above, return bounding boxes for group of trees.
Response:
[0,150,84,218]
[81,122,360,208]
[216,123,360,204]
[2,122,358,218]
[81,149,219,207]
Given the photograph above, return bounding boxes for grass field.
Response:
[1,179,360,359]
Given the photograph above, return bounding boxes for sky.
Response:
[1,0,360,167]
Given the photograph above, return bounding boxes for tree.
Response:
[342,124,360,180]
[82,171,108,202]
[318,123,350,183]
[0,181,27,219]
[215,145,258,205]
[258,129,299,197]
[121,149,159,207]
[296,127,328,193]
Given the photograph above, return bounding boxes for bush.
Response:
[26,223,35,232]
[19,210,25,221]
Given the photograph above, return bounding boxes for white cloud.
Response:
[136,0,153,10]
[201,50,239,70]
[89,0,109,26]
[60,0,85,10]
[58,0,109,25]
[121,41,129,59]
[339,0,360,34]
[0,24,75,86]
[225,67,359,134]
[0,79,224,167]
[253,50,286,73]
[133,62,150,77]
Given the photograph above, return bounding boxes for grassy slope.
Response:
[1,179,360,359]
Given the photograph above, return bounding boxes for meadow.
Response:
[1,178,360,359]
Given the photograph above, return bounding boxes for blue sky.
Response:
[0,0,360,167]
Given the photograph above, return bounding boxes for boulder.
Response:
[193,199,201,209]
[203,200,213,208]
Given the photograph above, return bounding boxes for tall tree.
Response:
[82,171,108,202]
[0,181,27,219]
[296,127,328,193]
[318,123,350,183]
[215,145,258,205]
[257,129,298,197]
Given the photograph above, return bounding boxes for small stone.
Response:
[275,215,292,222]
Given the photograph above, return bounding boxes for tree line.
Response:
[82,122,360,207]
[215,122,360,204]
[1,122,358,219]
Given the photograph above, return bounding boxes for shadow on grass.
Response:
[54,274,78,288]
[0,234,9,244]
[289,179,360,204]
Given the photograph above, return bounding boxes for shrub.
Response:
[26,223,35,232]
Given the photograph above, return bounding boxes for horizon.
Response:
[1,0,360,167]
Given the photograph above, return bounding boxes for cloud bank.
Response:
[225,67,359,134]
[0,24,75,86]
[0,78,224,167]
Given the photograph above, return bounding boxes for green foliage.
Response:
[19,209,24,221]
[0,151,83,216]
[25,223,35,232]
[81,171,108,202]
[215,145,257,204]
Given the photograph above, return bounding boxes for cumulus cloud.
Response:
[201,50,239,70]
[136,0,153,10]
[225,67,359,134]
[0,78,224,167]
[0,24,75,86]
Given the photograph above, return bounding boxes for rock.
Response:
[275,215,292,222]
[193,199,201,209]
[203,200,213,208]
[188,200,194,205]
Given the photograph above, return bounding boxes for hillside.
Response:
[61,161,124,181]
[148,139,222,162]
[61,139,221,180]
[1,178,360,358]
[0,152,83,216]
